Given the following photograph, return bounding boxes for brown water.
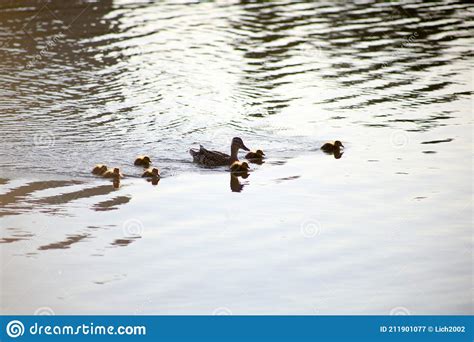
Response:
[0,0,472,314]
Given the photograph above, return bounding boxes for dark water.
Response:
[0,0,472,314]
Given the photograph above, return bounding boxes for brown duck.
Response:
[142,167,160,178]
[92,164,108,175]
[102,167,123,179]
[134,155,151,167]
[190,137,250,166]
[245,149,265,160]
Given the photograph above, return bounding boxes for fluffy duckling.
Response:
[321,140,344,154]
[142,167,160,178]
[134,155,152,167]
[229,161,250,173]
[245,149,265,160]
[102,167,123,179]
[92,164,108,175]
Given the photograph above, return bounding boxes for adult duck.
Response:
[190,137,250,167]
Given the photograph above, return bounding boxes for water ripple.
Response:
[0,0,472,175]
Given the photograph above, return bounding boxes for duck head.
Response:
[334,141,344,148]
[113,168,121,176]
[231,137,250,152]
[255,149,265,157]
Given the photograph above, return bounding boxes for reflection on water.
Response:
[110,237,140,248]
[0,230,34,244]
[230,173,249,192]
[333,150,343,159]
[421,138,454,144]
[34,184,119,206]
[38,234,90,251]
[146,177,160,186]
[0,181,82,206]
[93,195,131,212]
[0,0,472,314]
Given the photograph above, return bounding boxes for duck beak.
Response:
[242,144,250,151]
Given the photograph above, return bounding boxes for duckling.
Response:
[92,164,108,175]
[142,167,160,178]
[134,155,152,167]
[321,140,344,154]
[245,149,265,160]
[229,161,250,173]
[102,167,123,179]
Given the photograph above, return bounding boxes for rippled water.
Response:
[0,0,472,314]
